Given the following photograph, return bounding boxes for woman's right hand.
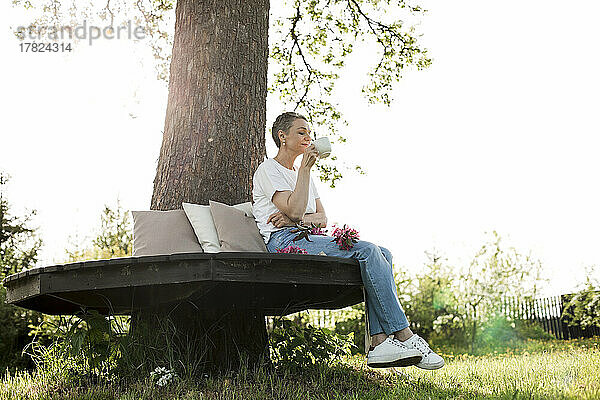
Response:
[267,210,295,228]
[300,144,319,170]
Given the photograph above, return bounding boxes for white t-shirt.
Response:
[252,158,320,244]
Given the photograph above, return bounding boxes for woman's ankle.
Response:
[370,333,388,348]
[393,327,414,342]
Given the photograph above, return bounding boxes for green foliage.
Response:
[23,312,356,386]
[473,315,544,354]
[268,0,431,186]
[294,233,547,356]
[401,250,461,342]
[293,305,366,355]
[0,173,43,280]
[459,230,544,316]
[562,270,600,330]
[0,289,44,372]
[91,201,133,258]
[114,314,211,381]
[0,172,44,372]
[473,315,522,353]
[513,319,554,341]
[269,318,354,370]
[445,232,543,351]
[23,311,127,385]
[63,198,133,263]
[25,308,209,385]
[328,304,366,355]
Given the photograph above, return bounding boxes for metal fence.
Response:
[501,294,600,339]
[269,293,600,340]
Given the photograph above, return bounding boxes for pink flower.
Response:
[330,224,359,250]
[276,245,308,254]
[310,226,328,236]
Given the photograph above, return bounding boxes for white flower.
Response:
[150,366,179,387]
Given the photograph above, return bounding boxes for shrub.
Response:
[23,311,126,384]
[397,251,462,344]
[513,319,554,341]
[562,281,600,331]
[329,304,366,355]
[0,172,44,372]
[468,314,554,354]
[269,318,354,371]
[0,290,44,372]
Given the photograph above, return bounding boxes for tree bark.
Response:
[130,302,270,374]
[151,0,268,209]
[145,0,270,373]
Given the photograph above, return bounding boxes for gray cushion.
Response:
[131,209,203,256]
[209,200,267,252]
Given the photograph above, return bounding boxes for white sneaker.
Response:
[400,335,445,370]
[367,337,423,368]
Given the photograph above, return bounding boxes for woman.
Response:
[252,111,444,369]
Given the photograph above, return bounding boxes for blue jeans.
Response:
[267,227,409,336]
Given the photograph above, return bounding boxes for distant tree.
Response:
[0,172,44,371]
[456,231,545,351]
[401,249,460,342]
[63,198,133,262]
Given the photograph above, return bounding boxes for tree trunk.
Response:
[145,0,270,373]
[151,0,268,209]
[130,302,270,375]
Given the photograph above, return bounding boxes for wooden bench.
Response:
[3,252,362,315]
[3,252,365,371]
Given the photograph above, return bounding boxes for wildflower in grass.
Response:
[277,245,308,254]
[150,366,179,387]
[330,224,359,250]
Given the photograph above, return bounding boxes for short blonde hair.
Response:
[271,112,307,148]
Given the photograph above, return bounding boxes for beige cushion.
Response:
[131,210,203,256]
[209,200,267,252]
[182,201,255,253]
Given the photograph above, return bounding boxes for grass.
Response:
[1,337,599,399]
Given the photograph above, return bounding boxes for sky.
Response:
[1,0,599,296]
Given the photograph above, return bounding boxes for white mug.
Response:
[313,137,332,159]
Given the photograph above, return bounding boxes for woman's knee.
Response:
[356,241,388,268]
[357,241,391,260]
[355,241,379,255]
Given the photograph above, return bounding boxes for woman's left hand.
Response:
[267,211,295,228]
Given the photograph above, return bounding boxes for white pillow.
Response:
[182,201,254,253]
[233,201,254,218]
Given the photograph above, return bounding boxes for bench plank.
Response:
[3,253,363,316]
